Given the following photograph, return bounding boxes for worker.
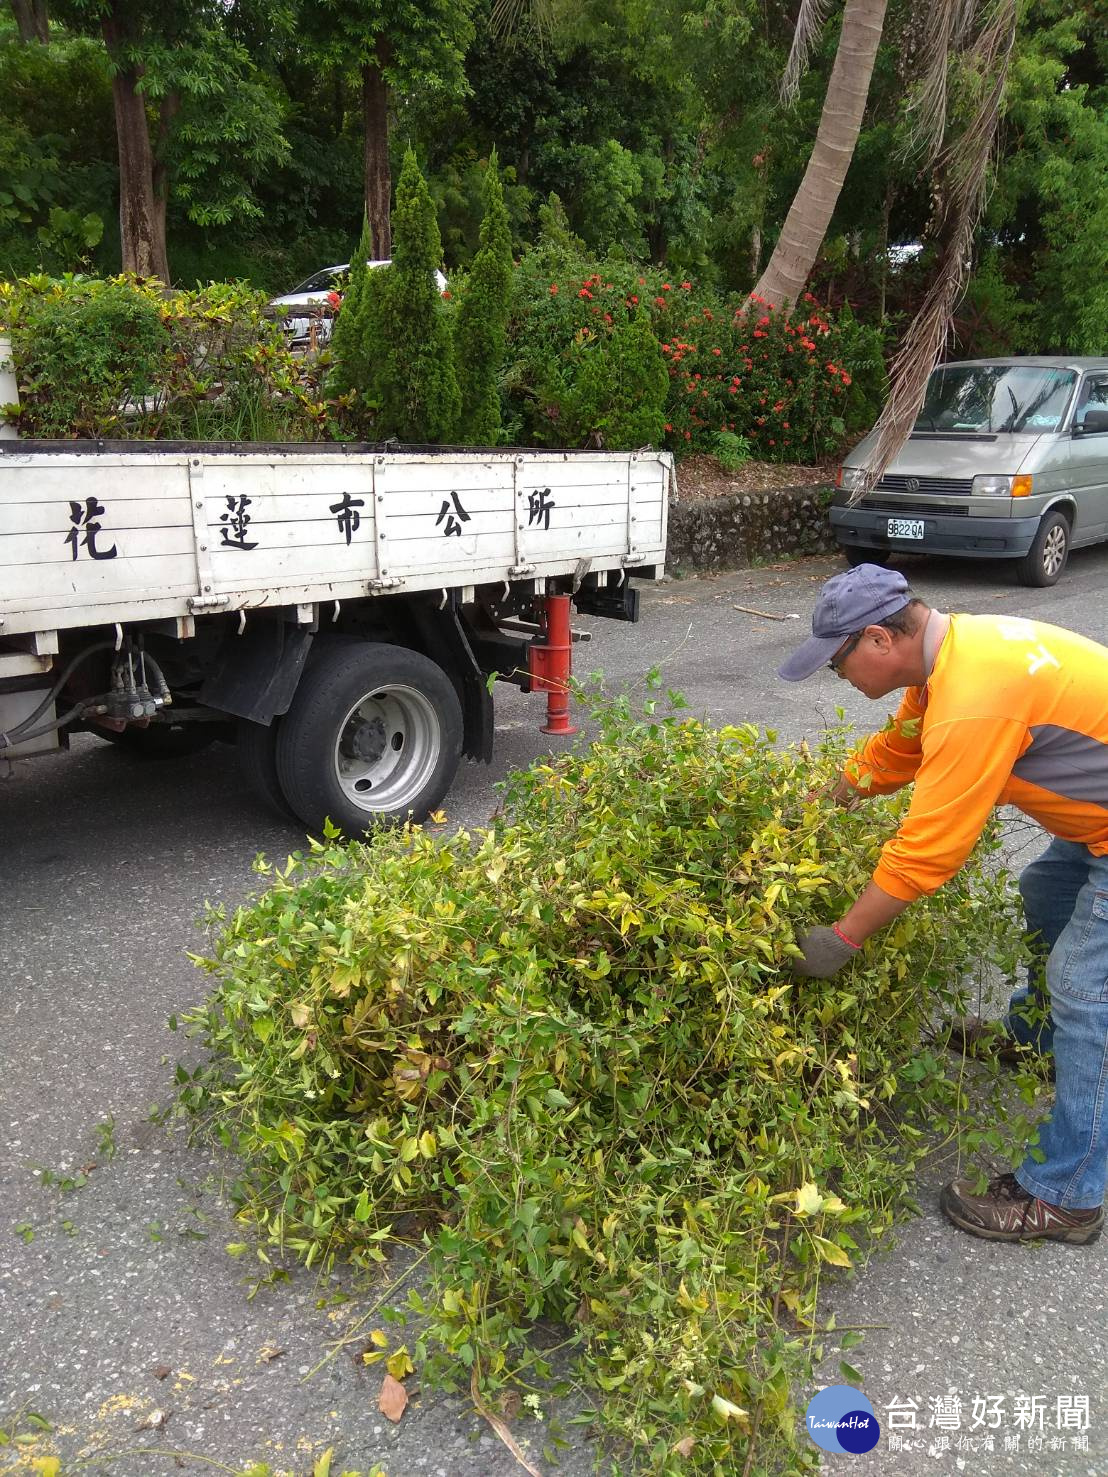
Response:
[778,562,1108,1245]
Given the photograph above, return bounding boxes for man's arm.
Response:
[839,881,911,944]
[792,883,910,978]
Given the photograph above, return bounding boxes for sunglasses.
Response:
[827,630,865,675]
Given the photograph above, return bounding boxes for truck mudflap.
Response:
[199,619,314,724]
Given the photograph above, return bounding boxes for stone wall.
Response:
[666,483,838,573]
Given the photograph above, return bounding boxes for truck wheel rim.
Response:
[333,684,441,813]
[1043,526,1067,577]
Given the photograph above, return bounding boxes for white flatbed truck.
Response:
[0,429,670,833]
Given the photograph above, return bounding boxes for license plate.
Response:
[888,517,924,540]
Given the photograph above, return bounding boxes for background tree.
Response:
[9,0,48,43]
[49,0,288,279]
[454,148,512,443]
[300,0,475,260]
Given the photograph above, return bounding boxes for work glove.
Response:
[793,924,861,979]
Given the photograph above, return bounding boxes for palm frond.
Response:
[853,0,1016,498]
[781,0,836,103]
[489,0,558,43]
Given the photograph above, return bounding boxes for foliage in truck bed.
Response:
[0,274,337,440]
[179,690,1042,1474]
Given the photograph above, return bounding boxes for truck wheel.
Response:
[99,723,223,759]
[842,546,890,568]
[275,640,463,835]
[1015,511,1070,587]
[237,718,297,820]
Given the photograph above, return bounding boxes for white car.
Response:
[269,261,449,348]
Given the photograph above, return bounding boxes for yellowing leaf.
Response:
[369,1329,388,1348]
[710,1394,750,1428]
[418,1130,437,1159]
[794,1182,822,1217]
[386,1346,414,1380]
[811,1235,852,1267]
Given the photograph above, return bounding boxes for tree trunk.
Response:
[753,0,888,312]
[9,0,49,42]
[362,45,391,260]
[103,12,169,281]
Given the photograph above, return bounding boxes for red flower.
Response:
[841,372,853,386]
[711,347,721,356]
[662,283,672,291]
[681,281,692,290]
[728,385,738,394]
[628,294,639,305]
[655,296,667,307]
[578,288,593,299]
[550,283,559,295]
[753,330,766,339]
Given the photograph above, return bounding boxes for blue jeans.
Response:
[1007,838,1108,1210]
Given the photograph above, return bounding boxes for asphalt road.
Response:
[3,543,1108,1477]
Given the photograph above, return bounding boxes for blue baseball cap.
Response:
[778,564,911,680]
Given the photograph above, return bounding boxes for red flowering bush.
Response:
[507,251,886,461]
[657,290,886,462]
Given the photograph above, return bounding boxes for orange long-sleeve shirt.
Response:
[845,613,1108,902]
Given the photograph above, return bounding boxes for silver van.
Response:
[830,357,1108,585]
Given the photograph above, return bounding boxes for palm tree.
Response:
[755,0,1018,486]
[753,0,888,312]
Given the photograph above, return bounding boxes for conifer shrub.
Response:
[182,692,1039,1474]
[352,148,459,443]
[326,215,373,402]
[454,150,514,445]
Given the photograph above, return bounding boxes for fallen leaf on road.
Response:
[134,1408,167,1431]
[378,1372,408,1422]
[151,1364,171,1381]
[258,1344,287,1364]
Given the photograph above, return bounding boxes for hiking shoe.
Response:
[936,1015,1054,1079]
[940,1173,1102,1245]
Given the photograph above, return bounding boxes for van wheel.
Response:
[1015,512,1070,587]
[275,640,463,836]
[842,546,890,569]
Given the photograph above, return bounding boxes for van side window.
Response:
[1075,378,1108,433]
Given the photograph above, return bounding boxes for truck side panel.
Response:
[0,446,669,638]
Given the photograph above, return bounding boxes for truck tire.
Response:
[237,717,297,820]
[842,545,890,568]
[99,723,223,759]
[275,640,463,835]
[1015,511,1070,587]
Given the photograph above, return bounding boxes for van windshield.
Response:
[914,366,1077,434]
